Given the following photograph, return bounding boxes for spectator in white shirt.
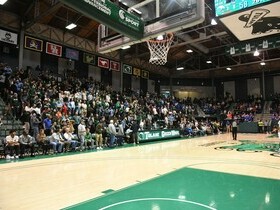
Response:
[62,127,78,151]
[108,120,117,147]
[5,129,20,159]
[50,128,63,153]
[78,120,86,150]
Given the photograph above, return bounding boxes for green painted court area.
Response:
[218,140,280,152]
[64,168,280,210]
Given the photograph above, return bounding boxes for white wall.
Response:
[88,65,101,82]
[112,71,121,91]
[247,78,260,97]
[274,76,280,94]
[161,85,215,99]
[224,81,235,99]
[23,49,41,69]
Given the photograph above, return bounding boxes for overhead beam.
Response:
[25,2,62,29]
[173,57,280,78]
[173,32,228,50]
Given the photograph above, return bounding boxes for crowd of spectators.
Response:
[269,93,280,116]
[194,95,233,115]
[2,62,279,159]
[1,64,228,159]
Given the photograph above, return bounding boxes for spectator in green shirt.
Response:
[84,127,95,149]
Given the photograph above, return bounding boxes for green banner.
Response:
[138,129,181,142]
[226,37,278,55]
[60,0,144,39]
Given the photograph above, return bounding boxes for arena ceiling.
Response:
[1,0,280,79]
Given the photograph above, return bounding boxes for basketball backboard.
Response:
[97,0,205,53]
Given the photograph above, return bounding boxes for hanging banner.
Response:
[46,42,62,57]
[226,36,278,55]
[66,48,79,61]
[0,29,17,45]
[59,0,144,39]
[122,64,132,74]
[110,60,120,71]
[98,57,109,69]
[133,67,141,77]
[24,36,43,52]
[83,53,95,65]
[141,70,149,79]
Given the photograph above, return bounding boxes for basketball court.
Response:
[1,0,280,209]
[1,133,280,210]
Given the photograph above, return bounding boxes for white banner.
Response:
[0,29,17,45]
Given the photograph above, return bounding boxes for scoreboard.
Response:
[215,0,272,17]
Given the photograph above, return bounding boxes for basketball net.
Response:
[146,33,173,65]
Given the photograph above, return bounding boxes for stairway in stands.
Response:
[0,97,23,139]
[254,101,272,122]
[195,104,206,117]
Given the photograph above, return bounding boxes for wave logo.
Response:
[119,10,125,20]
[118,9,140,28]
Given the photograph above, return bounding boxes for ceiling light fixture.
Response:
[0,0,7,5]
[156,35,164,40]
[176,67,184,70]
[211,18,217,25]
[254,49,259,56]
[66,23,77,30]
[260,62,266,66]
[121,45,131,49]
[226,67,231,71]
[206,60,212,64]
[186,49,193,53]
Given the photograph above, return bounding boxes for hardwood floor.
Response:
[0,133,279,210]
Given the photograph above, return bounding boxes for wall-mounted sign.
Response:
[110,60,120,71]
[65,48,79,61]
[122,64,132,74]
[46,42,62,57]
[24,36,43,52]
[98,57,109,69]
[138,129,180,142]
[83,53,95,65]
[220,2,280,41]
[141,70,149,79]
[0,29,17,45]
[133,67,141,77]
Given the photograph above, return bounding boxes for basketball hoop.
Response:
[146,33,173,65]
